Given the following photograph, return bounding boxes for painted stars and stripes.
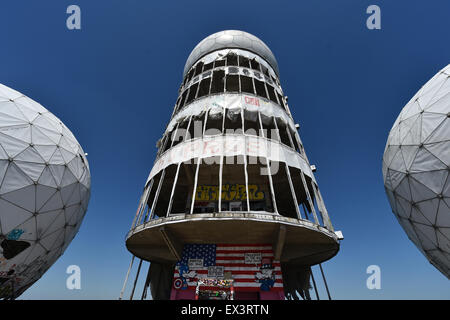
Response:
[174,244,284,292]
[179,244,216,267]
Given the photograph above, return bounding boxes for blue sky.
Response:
[1,0,449,299]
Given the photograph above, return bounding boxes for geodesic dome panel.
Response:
[183,30,279,77]
[383,64,450,279]
[0,83,91,298]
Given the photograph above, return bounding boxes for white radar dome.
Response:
[0,83,91,298]
[383,64,450,278]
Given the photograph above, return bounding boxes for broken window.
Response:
[146,171,163,220]
[192,159,220,214]
[224,109,243,134]
[240,76,254,94]
[214,59,226,68]
[277,92,285,110]
[243,110,260,136]
[260,114,279,141]
[254,79,267,99]
[266,84,278,104]
[163,127,176,153]
[203,61,214,72]
[288,167,318,222]
[271,74,277,84]
[205,109,224,136]
[246,157,274,212]
[179,89,188,109]
[210,69,225,94]
[221,155,247,212]
[288,127,300,152]
[276,118,293,148]
[225,74,239,92]
[157,135,168,155]
[261,65,270,77]
[172,119,190,148]
[194,62,204,77]
[186,68,195,83]
[250,58,260,71]
[169,163,195,214]
[272,162,298,219]
[174,96,181,113]
[226,52,238,66]
[187,112,206,140]
[238,56,250,68]
[197,78,211,98]
[186,82,199,105]
[151,165,178,218]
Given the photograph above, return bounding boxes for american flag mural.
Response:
[173,244,284,292]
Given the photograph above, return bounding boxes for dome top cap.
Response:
[183,30,279,77]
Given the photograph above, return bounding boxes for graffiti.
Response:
[255,258,276,291]
[195,183,264,202]
[0,263,23,297]
[0,265,15,278]
[6,229,25,241]
[0,257,49,298]
[244,96,260,107]
[198,278,233,287]
[176,264,197,290]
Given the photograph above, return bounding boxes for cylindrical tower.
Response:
[123,30,341,300]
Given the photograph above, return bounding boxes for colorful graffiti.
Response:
[176,264,197,290]
[255,258,276,291]
[6,229,24,241]
[195,184,264,201]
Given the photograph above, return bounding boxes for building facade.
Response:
[123,30,341,300]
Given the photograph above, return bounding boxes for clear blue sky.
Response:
[1,0,449,299]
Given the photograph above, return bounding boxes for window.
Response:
[194,62,204,77]
[186,82,199,105]
[210,70,225,94]
[186,68,194,83]
[197,78,211,98]
[266,84,278,104]
[214,59,226,67]
[277,93,286,110]
[250,58,260,71]
[239,56,250,68]
[240,76,254,94]
[226,75,239,92]
[203,61,214,72]
[226,53,238,66]
[254,79,267,99]
[243,110,260,136]
[205,110,223,136]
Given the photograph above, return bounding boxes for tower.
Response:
[121,30,341,300]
